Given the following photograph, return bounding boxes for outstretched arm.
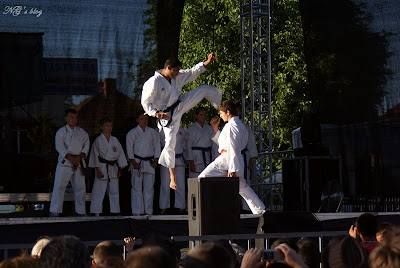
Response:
[203,52,216,67]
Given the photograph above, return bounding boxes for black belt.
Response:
[98,156,118,178]
[241,148,248,181]
[175,153,186,165]
[157,99,181,127]
[134,154,154,162]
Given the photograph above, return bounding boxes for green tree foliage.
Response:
[272,0,311,150]
[179,0,242,126]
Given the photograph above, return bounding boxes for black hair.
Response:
[164,57,182,69]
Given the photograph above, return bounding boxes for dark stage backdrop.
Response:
[0,0,148,98]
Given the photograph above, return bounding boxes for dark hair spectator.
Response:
[328,236,368,268]
[0,255,39,268]
[142,233,180,267]
[271,238,299,253]
[124,246,173,268]
[38,235,90,268]
[296,238,320,268]
[184,241,234,268]
[92,241,122,267]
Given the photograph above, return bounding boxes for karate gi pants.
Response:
[159,165,186,210]
[50,164,86,214]
[131,170,155,215]
[90,177,120,214]
[198,157,266,214]
[159,85,222,168]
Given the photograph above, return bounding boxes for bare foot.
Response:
[169,167,177,190]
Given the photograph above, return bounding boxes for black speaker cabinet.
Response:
[282,156,342,212]
[188,177,241,236]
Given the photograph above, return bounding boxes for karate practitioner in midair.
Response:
[141,52,222,190]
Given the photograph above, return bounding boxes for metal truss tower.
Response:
[240,0,278,209]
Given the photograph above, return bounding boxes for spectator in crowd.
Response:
[124,246,173,268]
[369,226,400,268]
[92,241,122,267]
[183,241,234,268]
[327,235,368,268]
[271,238,299,253]
[296,238,320,268]
[376,222,393,243]
[123,237,136,256]
[31,236,51,258]
[0,255,39,268]
[142,233,180,267]
[39,235,90,268]
[349,212,379,252]
[240,244,308,268]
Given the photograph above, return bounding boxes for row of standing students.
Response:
[48,105,249,217]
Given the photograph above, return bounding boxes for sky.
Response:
[0,0,149,100]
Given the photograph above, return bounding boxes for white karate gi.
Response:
[126,125,161,215]
[241,123,258,211]
[89,134,128,214]
[198,117,266,214]
[50,125,90,215]
[159,127,187,210]
[141,62,222,168]
[186,122,215,178]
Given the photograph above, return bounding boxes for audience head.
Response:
[0,255,39,268]
[184,241,234,268]
[356,212,378,240]
[92,241,122,267]
[296,238,320,268]
[369,226,400,268]
[142,233,180,266]
[376,222,393,243]
[271,238,299,253]
[38,235,90,268]
[31,237,51,258]
[328,235,368,268]
[124,246,173,268]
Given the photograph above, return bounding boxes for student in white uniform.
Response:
[89,118,128,216]
[126,113,161,216]
[49,109,90,217]
[235,101,258,211]
[198,100,266,215]
[141,52,222,191]
[159,127,187,214]
[186,107,216,178]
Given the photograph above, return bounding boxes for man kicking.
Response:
[198,100,266,214]
[141,52,222,190]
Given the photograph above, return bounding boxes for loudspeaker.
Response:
[282,157,342,212]
[188,177,241,236]
[257,211,320,233]
[255,211,320,248]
